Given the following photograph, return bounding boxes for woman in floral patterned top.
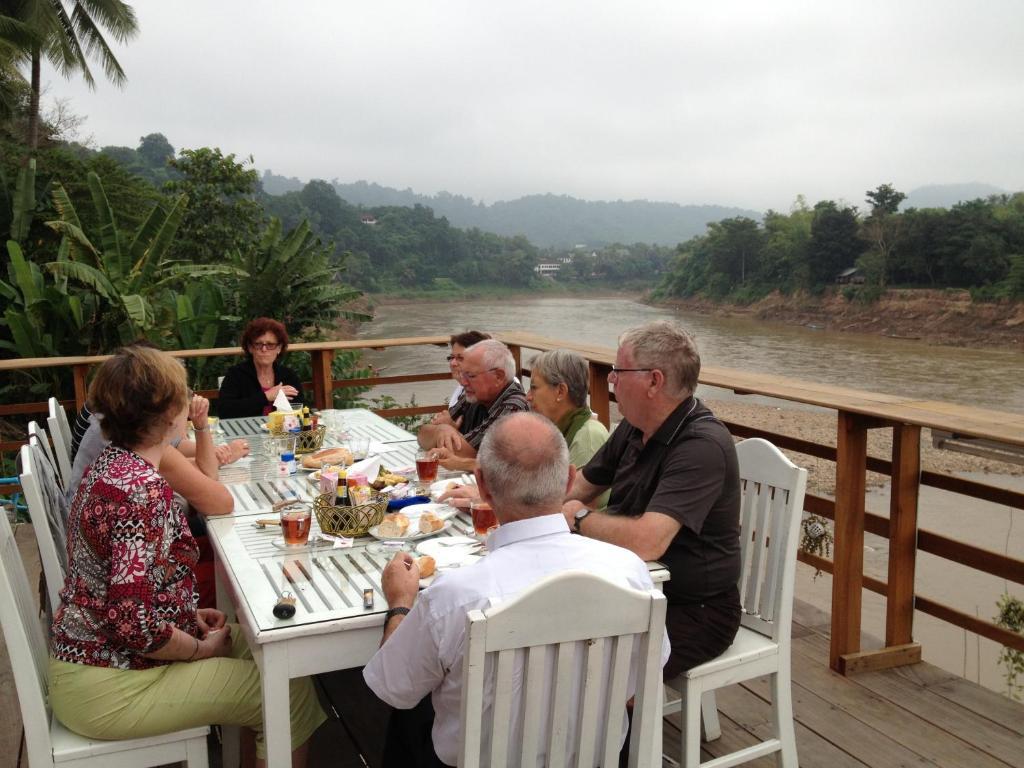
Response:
[48,345,324,766]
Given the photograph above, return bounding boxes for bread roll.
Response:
[418,511,445,534]
[377,513,410,538]
[416,555,436,578]
[301,447,353,469]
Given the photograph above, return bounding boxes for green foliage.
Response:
[225,217,370,339]
[43,172,242,348]
[994,593,1024,700]
[165,147,263,264]
[655,187,1024,303]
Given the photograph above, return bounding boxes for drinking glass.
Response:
[470,500,498,538]
[280,508,312,546]
[348,436,370,461]
[416,449,439,489]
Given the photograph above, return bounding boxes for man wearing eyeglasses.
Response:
[561,320,742,679]
[418,339,528,472]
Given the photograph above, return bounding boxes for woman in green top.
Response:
[527,349,611,509]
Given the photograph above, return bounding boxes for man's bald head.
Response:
[477,412,570,519]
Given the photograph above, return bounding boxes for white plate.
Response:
[417,536,484,586]
[367,520,452,542]
[400,502,458,522]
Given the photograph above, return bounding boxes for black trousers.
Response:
[381,696,453,768]
[662,588,742,679]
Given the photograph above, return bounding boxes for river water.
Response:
[360,296,1024,413]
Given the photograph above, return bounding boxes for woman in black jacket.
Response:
[218,317,303,418]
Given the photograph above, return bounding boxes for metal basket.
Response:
[267,424,326,454]
[313,492,387,537]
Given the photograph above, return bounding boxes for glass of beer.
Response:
[281,508,312,546]
[470,500,498,538]
[416,449,439,487]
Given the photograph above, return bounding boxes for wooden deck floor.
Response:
[3,522,1022,767]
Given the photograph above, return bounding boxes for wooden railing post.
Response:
[507,344,523,378]
[589,362,611,427]
[831,410,867,673]
[73,364,90,410]
[310,349,335,411]
[886,423,922,653]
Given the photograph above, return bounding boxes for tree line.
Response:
[654,185,1024,303]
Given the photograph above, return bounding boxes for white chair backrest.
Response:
[458,570,666,768]
[735,438,808,644]
[20,443,69,613]
[28,420,59,478]
[0,511,56,764]
[47,398,74,488]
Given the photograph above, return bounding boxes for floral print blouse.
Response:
[51,445,200,670]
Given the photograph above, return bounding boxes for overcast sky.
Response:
[48,0,1024,212]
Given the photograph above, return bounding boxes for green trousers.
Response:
[49,624,326,760]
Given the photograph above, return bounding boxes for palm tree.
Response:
[0,11,35,119]
[8,0,138,152]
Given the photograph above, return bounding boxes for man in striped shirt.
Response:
[418,339,528,472]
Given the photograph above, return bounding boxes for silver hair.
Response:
[478,413,568,509]
[530,349,589,407]
[618,320,701,398]
[467,339,516,380]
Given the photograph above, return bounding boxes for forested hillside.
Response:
[654,185,1024,304]
[261,170,759,247]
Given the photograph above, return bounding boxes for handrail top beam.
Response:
[2,331,1022,446]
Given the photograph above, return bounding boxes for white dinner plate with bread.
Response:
[367,509,451,542]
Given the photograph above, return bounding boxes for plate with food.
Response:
[367,510,451,542]
[300,446,353,470]
[399,502,458,522]
[416,537,484,586]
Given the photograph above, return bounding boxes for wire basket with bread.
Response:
[313,492,388,537]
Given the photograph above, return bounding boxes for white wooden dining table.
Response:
[209,411,669,767]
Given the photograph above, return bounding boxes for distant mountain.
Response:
[903,183,1009,210]
[259,170,760,247]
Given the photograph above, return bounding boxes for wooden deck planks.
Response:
[790,634,1020,768]
[3,517,1022,768]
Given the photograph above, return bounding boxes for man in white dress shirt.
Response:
[364,412,668,767]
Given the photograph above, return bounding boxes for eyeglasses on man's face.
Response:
[251,341,281,351]
[608,366,654,381]
[459,367,500,382]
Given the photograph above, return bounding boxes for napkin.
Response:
[273,389,292,412]
[347,455,383,481]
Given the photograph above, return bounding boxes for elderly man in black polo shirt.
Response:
[561,320,741,677]
[418,339,529,472]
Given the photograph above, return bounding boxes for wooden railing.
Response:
[2,332,1023,677]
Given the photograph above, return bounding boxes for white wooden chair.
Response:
[28,421,61,486]
[20,443,69,614]
[664,438,807,768]
[47,397,74,489]
[458,570,667,768]
[0,509,210,768]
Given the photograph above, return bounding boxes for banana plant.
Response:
[0,239,90,396]
[227,216,370,338]
[44,171,244,346]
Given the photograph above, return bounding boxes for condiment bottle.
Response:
[335,471,350,506]
[282,451,297,476]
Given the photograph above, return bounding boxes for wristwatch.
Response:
[573,508,591,534]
